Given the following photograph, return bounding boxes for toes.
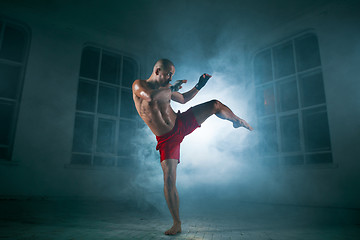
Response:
[164,226,181,235]
[165,231,176,235]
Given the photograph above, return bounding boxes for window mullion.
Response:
[114,56,124,167]
[270,47,281,165]
[291,39,305,164]
[118,56,124,117]
[91,48,103,166]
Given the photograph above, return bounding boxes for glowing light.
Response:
[171,72,254,187]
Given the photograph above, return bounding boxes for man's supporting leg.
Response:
[161,159,182,235]
[192,99,253,130]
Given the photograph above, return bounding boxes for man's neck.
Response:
[146,77,160,89]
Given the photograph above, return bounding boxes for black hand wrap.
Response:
[170,80,183,92]
[195,73,211,90]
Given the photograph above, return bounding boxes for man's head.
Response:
[153,59,175,86]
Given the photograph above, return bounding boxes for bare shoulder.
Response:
[132,79,152,101]
[132,79,142,87]
[132,79,147,90]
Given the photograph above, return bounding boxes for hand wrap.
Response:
[170,80,184,92]
[195,73,211,90]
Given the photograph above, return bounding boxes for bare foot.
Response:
[233,118,253,131]
[164,222,182,235]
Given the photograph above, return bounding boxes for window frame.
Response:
[69,43,140,169]
[253,30,333,167]
[0,16,31,163]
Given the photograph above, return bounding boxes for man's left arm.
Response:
[171,87,199,104]
[171,73,212,104]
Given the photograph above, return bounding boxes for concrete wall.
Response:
[0,1,359,209]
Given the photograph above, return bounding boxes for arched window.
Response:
[254,32,332,166]
[71,45,139,168]
[0,18,30,161]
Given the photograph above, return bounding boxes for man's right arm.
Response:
[132,80,171,102]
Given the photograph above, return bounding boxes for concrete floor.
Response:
[0,199,359,240]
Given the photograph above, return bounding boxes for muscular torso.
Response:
[133,80,177,136]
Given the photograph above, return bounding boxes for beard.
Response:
[161,79,171,87]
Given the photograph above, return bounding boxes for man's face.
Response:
[159,66,175,86]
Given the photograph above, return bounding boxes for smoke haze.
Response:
[1,0,359,213]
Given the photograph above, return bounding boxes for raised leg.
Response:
[191,100,253,130]
[161,159,182,235]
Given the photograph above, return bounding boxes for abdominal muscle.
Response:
[135,96,177,136]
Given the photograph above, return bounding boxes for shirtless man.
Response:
[132,59,253,235]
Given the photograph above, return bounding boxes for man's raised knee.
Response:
[210,99,221,113]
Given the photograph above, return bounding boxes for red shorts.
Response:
[156,108,200,163]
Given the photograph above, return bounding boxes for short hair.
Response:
[153,59,174,72]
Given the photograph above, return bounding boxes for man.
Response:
[132,59,252,235]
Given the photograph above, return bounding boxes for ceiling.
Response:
[2,0,335,39]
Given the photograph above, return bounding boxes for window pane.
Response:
[0,63,22,99]
[259,117,278,155]
[260,157,279,167]
[302,106,331,152]
[295,33,321,71]
[254,50,273,85]
[98,85,119,116]
[79,47,100,79]
[299,71,326,107]
[117,157,134,167]
[0,25,27,62]
[122,57,138,88]
[280,114,301,152]
[0,101,14,145]
[71,154,92,165]
[256,85,275,116]
[283,155,303,165]
[76,80,97,112]
[94,156,115,167]
[96,118,116,154]
[118,120,135,156]
[306,153,332,164]
[120,89,137,118]
[72,113,94,153]
[273,41,295,79]
[100,51,121,85]
[277,77,298,112]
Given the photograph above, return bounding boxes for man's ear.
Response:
[155,67,161,75]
